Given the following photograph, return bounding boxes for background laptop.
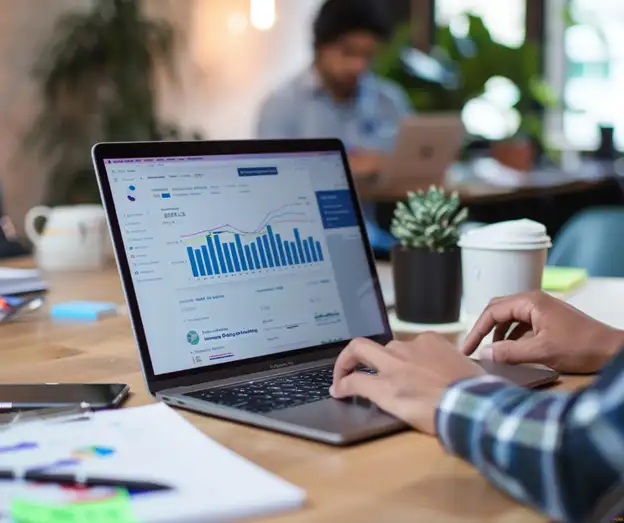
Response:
[92,138,558,446]
[381,114,466,188]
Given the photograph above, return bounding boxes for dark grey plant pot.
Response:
[391,245,462,324]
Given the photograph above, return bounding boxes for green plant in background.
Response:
[24,0,202,206]
[373,15,559,150]
[391,186,468,252]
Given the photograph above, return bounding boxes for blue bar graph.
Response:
[262,236,274,268]
[201,246,214,276]
[195,250,206,276]
[315,241,324,262]
[251,244,261,269]
[223,243,234,273]
[245,245,254,270]
[276,234,287,266]
[214,235,227,274]
[256,238,268,268]
[186,226,326,277]
[290,241,300,264]
[267,226,280,267]
[187,247,199,277]
[206,236,220,275]
[294,229,305,263]
[284,243,293,265]
[308,237,317,262]
[302,239,312,264]
[235,235,247,271]
[229,242,241,272]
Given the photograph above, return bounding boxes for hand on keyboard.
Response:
[186,367,335,414]
[186,365,378,414]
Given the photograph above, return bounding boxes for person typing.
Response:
[331,291,624,523]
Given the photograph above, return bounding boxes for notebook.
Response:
[0,267,48,296]
[0,403,305,523]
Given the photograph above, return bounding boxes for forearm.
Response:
[435,369,622,523]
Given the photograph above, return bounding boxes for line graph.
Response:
[182,202,325,277]
[181,203,308,239]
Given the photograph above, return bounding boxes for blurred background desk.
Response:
[357,159,622,254]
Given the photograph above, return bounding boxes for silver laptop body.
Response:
[92,138,558,446]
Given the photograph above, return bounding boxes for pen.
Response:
[0,469,172,493]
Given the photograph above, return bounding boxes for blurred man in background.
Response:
[256,0,412,253]
[331,291,624,523]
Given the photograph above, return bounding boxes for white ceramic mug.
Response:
[458,219,552,349]
[25,204,111,272]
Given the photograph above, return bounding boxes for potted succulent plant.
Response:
[390,186,468,324]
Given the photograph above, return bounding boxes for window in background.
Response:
[435,0,526,48]
[434,0,526,140]
[563,0,624,150]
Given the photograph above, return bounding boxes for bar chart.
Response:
[186,224,325,278]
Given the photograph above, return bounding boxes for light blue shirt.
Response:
[256,68,413,251]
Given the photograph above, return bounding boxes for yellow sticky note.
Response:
[542,266,588,292]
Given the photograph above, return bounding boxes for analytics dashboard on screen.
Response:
[105,151,385,375]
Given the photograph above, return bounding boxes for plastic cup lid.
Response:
[458,219,552,251]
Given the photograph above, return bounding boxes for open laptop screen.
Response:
[104,151,387,376]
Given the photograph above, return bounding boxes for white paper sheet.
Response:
[0,403,305,523]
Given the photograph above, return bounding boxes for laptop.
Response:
[380,114,466,186]
[92,139,558,446]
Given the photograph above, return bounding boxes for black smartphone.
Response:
[0,383,130,410]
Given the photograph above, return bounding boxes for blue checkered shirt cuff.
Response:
[434,355,624,523]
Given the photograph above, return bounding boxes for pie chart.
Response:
[72,446,115,460]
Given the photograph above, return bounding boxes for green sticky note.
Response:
[10,488,137,523]
[542,266,588,291]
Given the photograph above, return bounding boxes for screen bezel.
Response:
[92,139,393,394]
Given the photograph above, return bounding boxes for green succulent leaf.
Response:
[391,185,468,252]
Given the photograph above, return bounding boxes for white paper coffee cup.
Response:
[458,219,552,346]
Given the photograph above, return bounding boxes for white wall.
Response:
[2,0,322,231]
[160,0,323,140]
[0,0,88,234]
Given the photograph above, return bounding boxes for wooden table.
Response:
[1,259,592,523]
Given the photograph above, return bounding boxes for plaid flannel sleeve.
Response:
[436,349,624,523]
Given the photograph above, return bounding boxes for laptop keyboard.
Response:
[185,365,375,414]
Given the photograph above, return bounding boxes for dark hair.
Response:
[313,0,393,48]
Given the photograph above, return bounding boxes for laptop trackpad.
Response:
[266,397,403,433]
[477,359,559,387]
